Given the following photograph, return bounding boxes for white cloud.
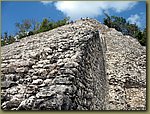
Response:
[41,1,53,5]
[127,14,141,27]
[54,1,137,20]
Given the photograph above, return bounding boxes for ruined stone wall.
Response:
[1,19,106,110]
[1,19,146,110]
[101,28,146,110]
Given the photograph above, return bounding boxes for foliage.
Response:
[39,18,50,32]
[139,28,146,46]
[4,32,8,41]
[1,35,6,46]
[35,17,69,33]
[1,33,16,46]
[103,13,146,46]
[15,19,31,33]
[1,40,6,46]
[1,17,70,46]
[2,15,145,47]
[7,35,16,44]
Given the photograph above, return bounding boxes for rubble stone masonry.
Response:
[1,19,146,110]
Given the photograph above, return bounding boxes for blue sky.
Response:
[2,1,146,36]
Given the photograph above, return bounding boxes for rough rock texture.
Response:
[1,19,146,110]
[102,28,146,110]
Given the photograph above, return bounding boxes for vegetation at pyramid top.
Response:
[103,13,146,46]
[1,14,146,47]
[1,17,70,46]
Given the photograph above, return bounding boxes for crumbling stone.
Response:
[1,18,146,110]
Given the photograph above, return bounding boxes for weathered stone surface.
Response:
[32,79,43,85]
[101,28,146,110]
[1,81,18,89]
[1,18,146,110]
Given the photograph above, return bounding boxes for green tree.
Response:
[126,23,140,38]
[22,19,32,32]
[103,11,112,27]
[15,23,25,33]
[15,19,32,38]
[2,17,71,46]
[139,28,146,46]
[31,19,40,31]
[4,32,8,43]
[1,35,5,46]
[7,35,15,44]
[103,13,146,46]
[39,18,50,32]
